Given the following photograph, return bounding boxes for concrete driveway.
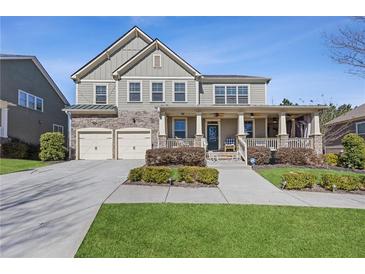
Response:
[0,160,143,258]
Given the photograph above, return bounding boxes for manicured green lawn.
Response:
[256,167,362,187]
[76,204,365,258]
[0,158,48,175]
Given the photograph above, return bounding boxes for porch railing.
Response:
[246,138,278,150]
[288,137,313,149]
[166,138,195,148]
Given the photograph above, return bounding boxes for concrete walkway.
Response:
[106,166,365,209]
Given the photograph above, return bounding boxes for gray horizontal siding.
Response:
[123,49,193,78]
[200,83,266,105]
[77,82,116,105]
[250,83,266,105]
[83,37,148,80]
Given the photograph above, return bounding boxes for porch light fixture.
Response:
[215,113,219,117]
[250,113,254,119]
[132,118,136,124]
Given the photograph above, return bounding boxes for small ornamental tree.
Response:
[39,132,66,161]
[340,133,365,170]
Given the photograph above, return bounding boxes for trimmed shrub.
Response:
[39,132,66,161]
[0,141,29,159]
[323,153,339,166]
[128,167,144,182]
[146,147,206,167]
[281,172,317,189]
[340,133,365,170]
[247,146,271,165]
[276,148,320,166]
[178,166,219,185]
[320,173,363,191]
[141,166,172,184]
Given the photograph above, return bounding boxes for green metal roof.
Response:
[64,104,117,110]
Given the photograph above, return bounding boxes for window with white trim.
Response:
[53,124,64,134]
[153,54,162,68]
[174,119,187,138]
[214,86,225,104]
[151,82,164,102]
[174,82,186,102]
[129,82,141,102]
[18,90,44,111]
[214,85,249,105]
[95,85,107,104]
[356,122,365,135]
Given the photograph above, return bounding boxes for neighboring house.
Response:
[65,26,325,161]
[324,103,365,154]
[0,54,69,145]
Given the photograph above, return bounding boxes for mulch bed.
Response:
[284,184,365,195]
[123,180,218,188]
[252,164,365,174]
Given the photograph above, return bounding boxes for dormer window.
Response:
[153,54,161,68]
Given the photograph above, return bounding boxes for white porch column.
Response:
[196,112,202,136]
[237,112,245,136]
[159,112,166,136]
[278,112,287,136]
[1,108,8,138]
[310,112,321,136]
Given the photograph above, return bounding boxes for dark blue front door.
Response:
[207,124,219,151]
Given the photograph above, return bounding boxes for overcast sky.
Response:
[1,16,364,106]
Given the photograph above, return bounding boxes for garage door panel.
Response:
[117,131,151,159]
[79,132,113,160]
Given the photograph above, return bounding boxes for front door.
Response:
[207,124,219,150]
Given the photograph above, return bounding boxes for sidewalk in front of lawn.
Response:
[106,167,365,209]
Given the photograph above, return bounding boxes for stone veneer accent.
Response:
[70,109,159,159]
[311,134,323,155]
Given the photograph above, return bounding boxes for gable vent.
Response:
[153,54,162,68]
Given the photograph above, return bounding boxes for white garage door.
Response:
[79,131,113,160]
[117,131,151,159]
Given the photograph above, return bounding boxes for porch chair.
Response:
[224,137,236,152]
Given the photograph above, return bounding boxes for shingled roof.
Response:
[326,103,365,125]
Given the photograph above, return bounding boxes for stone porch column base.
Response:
[278,134,289,148]
[194,135,203,148]
[310,134,323,155]
[158,135,167,148]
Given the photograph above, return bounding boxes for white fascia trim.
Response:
[195,81,199,105]
[149,80,165,103]
[121,76,194,80]
[80,79,115,83]
[93,83,109,105]
[75,82,79,104]
[127,80,143,103]
[113,40,200,78]
[115,80,119,107]
[172,81,188,103]
[72,27,153,80]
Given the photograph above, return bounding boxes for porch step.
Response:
[207,160,252,169]
[206,151,240,161]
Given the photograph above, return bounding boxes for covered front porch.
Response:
[158,105,324,154]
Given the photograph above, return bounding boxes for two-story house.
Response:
[0,54,69,145]
[65,26,325,161]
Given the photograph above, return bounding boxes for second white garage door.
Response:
[79,131,113,160]
[117,130,151,159]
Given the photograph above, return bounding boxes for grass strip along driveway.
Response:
[76,204,365,258]
[255,167,363,187]
[0,158,48,175]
